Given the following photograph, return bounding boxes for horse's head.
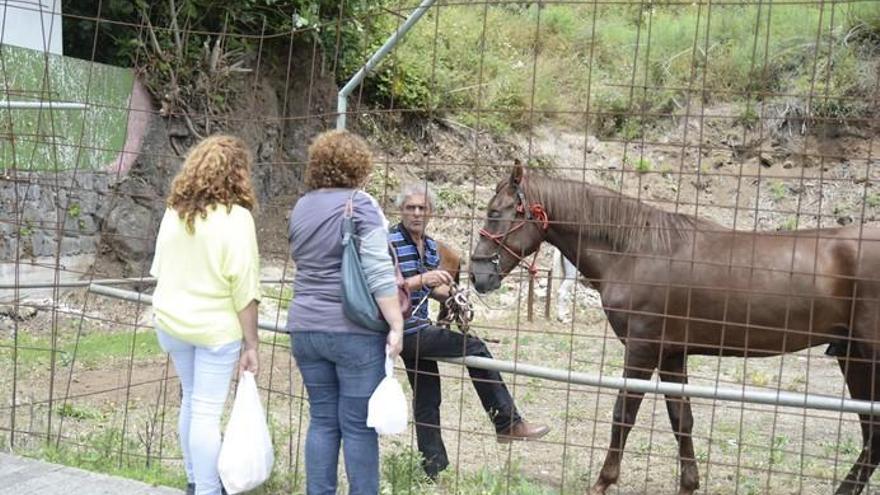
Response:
[470,161,549,293]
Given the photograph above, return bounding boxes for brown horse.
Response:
[436,240,462,324]
[470,163,880,495]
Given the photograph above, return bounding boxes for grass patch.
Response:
[732,363,774,386]
[0,329,162,370]
[436,185,472,212]
[824,436,860,458]
[27,427,186,489]
[778,217,799,231]
[379,445,552,494]
[768,181,788,202]
[56,403,105,421]
[769,434,790,467]
[450,462,555,495]
[633,157,653,174]
[381,443,433,494]
[736,104,761,129]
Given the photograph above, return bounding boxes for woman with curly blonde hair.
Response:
[151,135,261,495]
[287,130,403,494]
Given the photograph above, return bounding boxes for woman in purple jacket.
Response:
[287,130,403,495]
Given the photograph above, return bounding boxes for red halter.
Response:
[477,184,549,278]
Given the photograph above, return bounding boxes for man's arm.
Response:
[403,273,451,302]
[429,284,451,302]
[404,270,453,292]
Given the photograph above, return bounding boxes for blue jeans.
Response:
[156,329,240,495]
[292,331,386,495]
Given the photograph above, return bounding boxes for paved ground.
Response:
[0,453,183,495]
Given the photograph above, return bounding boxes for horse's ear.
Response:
[510,159,524,186]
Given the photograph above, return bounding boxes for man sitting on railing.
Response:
[390,182,550,479]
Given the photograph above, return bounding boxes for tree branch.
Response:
[169,0,183,60]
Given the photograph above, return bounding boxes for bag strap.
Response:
[344,190,358,219]
[342,190,359,243]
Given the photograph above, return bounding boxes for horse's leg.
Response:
[835,345,880,495]
[589,352,655,495]
[659,353,699,495]
[436,254,461,328]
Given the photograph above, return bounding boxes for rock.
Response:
[0,304,37,320]
[101,199,160,273]
[580,288,603,308]
[30,229,57,257]
[0,223,16,260]
[61,235,92,255]
[257,139,276,162]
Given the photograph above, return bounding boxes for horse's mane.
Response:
[527,175,717,253]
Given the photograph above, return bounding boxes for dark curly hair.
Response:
[167,134,256,234]
[304,130,373,190]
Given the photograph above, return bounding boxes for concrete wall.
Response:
[0,0,62,55]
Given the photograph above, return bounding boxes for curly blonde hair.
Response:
[304,130,373,190]
[167,134,257,233]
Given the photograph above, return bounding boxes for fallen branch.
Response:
[181,111,204,140]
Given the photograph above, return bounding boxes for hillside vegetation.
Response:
[58,1,879,141]
[352,1,880,136]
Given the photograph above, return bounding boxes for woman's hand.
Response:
[386,327,404,358]
[239,347,259,375]
[237,300,260,375]
[376,294,405,358]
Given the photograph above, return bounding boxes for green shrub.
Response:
[634,158,653,174]
[768,181,788,202]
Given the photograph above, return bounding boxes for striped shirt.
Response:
[389,223,440,334]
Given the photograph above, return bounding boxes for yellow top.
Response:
[150,205,261,347]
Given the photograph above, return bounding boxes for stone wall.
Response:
[0,171,111,261]
[0,171,113,302]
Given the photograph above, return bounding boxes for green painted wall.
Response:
[0,44,134,171]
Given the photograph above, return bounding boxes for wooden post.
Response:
[544,267,553,320]
[527,275,535,322]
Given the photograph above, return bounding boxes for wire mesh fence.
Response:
[2,0,879,493]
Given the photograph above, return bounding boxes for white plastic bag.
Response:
[367,355,408,435]
[217,371,274,494]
